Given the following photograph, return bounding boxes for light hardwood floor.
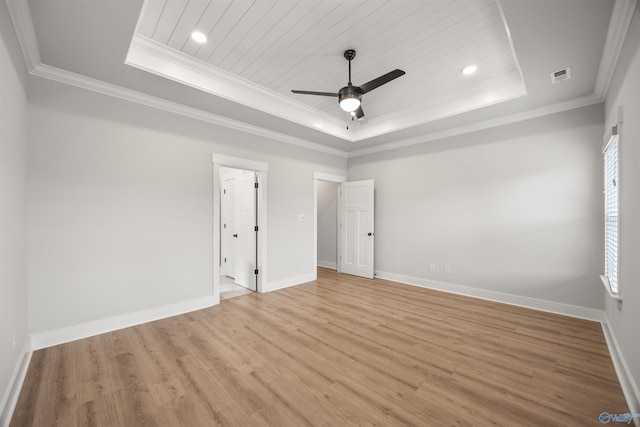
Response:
[11,268,628,426]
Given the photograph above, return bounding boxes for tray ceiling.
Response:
[127,0,526,142]
[8,0,628,153]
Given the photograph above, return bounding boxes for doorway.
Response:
[313,172,375,280]
[220,167,257,299]
[316,180,340,270]
[212,154,268,305]
[313,172,346,279]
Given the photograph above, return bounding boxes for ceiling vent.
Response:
[550,67,571,84]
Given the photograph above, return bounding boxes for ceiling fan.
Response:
[291,49,405,119]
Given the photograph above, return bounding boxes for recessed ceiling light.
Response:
[191,31,207,44]
[461,65,477,75]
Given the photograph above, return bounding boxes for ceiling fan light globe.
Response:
[340,96,360,112]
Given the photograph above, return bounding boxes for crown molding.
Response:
[594,0,638,98]
[126,35,354,141]
[352,87,528,142]
[348,93,603,158]
[4,0,40,71]
[31,64,348,158]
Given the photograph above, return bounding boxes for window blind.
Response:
[604,134,618,295]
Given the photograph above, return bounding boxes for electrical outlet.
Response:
[429,264,436,272]
[444,265,452,275]
[12,331,17,351]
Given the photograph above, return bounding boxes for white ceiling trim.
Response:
[497,0,524,88]
[126,35,354,141]
[594,0,638,98]
[5,0,40,71]
[352,87,527,142]
[348,93,603,158]
[30,63,348,158]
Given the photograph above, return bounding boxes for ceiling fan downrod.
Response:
[344,49,356,86]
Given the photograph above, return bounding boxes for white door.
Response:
[234,172,257,291]
[221,177,236,277]
[340,180,374,279]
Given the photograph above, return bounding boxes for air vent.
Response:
[550,67,571,84]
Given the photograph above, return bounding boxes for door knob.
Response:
[233,234,238,238]
[367,232,373,236]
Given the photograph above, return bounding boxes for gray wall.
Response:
[317,180,338,268]
[349,103,604,309]
[0,0,29,422]
[27,78,346,334]
[603,5,640,412]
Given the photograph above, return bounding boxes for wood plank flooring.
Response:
[11,268,628,426]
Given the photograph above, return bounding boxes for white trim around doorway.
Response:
[213,154,268,305]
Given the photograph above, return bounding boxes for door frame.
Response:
[213,154,268,304]
[313,172,347,280]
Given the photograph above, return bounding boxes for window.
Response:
[602,132,619,298]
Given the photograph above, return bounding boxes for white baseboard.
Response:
[601,316,640,424]
[317,260,337,270]
[375,271,603,322]
[1,340,32,427]
[30,295,215,350]
[266,272,316,293]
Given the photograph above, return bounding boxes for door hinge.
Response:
[254,182,259,188]
[224,257,227,263]
[224,223,226,228]
[223,189,226,194]
[254,269,259,275]
[254,226,259,231]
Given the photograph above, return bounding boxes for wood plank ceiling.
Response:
[134,0,525,131]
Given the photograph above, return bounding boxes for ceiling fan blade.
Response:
[354,106,364,119]
[291,90,338,97]
[358,69,405,94]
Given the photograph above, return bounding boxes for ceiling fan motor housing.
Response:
[338,85,362,112]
